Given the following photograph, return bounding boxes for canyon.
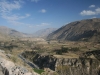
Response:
[22,50,100,75]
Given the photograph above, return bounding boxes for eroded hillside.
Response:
[47,18,100,42]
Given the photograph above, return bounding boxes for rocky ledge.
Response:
[32,50,100,75]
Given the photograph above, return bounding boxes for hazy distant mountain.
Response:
[0,26,57,39]
[0,26,30,38]
[32,28,57,38]
[47,18,100,42]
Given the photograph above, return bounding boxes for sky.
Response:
[0,0,100,33]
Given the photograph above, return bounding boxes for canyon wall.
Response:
[32,51,100,75]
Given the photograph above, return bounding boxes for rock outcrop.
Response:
[0,56,33,75]
[32,51,100,75]
[0,50,39,75]
[33,54,56,70]
[55,58,100,75]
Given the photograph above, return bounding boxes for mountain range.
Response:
[32,28,57,38]
[47,18,100,42]
[0,26,57,40]
[0,18,100,42]
[0,26,32,40]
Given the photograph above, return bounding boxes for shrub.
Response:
[56,65,70,75]
[11,56,17,63]
[56,47,68,55]
[70,47,79,52]
[33,68,44,74]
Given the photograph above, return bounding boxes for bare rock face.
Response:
[0,57,33,75]
[55,58,100,75]
[33,54,57,70]
[0,49,35,75]
[0,65,5,75]
[33,52,100,75]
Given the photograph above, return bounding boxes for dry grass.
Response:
[53,52,79,58]
[5,49,34,73]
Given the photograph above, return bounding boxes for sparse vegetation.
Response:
[33,68,44,74]
[56,65,70,75]
[55,47,79,55]
[56,47,68,55]
[0,35,100,75]
[11,56,17,63]
[69,47,80,52]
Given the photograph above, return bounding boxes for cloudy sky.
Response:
[0,0,100,33]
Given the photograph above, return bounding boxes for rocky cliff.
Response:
[32,50,100,75]
[55,58,100,75]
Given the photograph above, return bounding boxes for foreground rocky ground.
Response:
[0,50,39,75]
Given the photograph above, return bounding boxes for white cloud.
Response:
[28,23,50,28]
[39,9,46,13]
[25,14,31,17]
[9,20,25,26]
[92,17,96,18]
[80,10,96,16]
[29,25,33,28]
[95,8,100,14]
[2,13,31,22]
[80,7,100,16]
[36,23,50,26]
[0,0,31,26]
[1,13,31,26]
[0,0,22,13]
[31,0,39,2]
[89,5,95,8]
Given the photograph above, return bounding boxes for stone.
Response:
[0,56,34,75]
[33,53,100,75]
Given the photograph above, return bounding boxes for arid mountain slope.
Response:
[32,28,57,38]
[0,33,10,41]
[47,18,100,41]
[0,26,30,38]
